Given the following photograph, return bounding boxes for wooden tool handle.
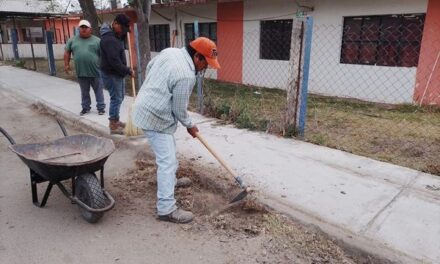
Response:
[196,133,237,178]
[127,32,136,97]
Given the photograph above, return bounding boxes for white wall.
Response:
[129,0,429,104]
[1,44,65,60]
[241,0,428,103]
[150,2,218,78]
[243,0,297,89]
[309,0,428,103]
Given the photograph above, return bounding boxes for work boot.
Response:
[175,177,192,188]
[116,120,126,129]
[158,208,194,224]
[109,119,124,135]
[80,109,90,116]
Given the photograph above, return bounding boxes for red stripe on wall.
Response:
[414,0,440,106]
[217,1,243,83]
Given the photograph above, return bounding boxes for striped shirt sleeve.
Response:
[172,77,195,128]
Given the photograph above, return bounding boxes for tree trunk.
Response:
[132,0,151,82]
[110,0,117,9]
[78,0,101,38]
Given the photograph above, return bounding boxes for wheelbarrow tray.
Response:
[9,134,115,182]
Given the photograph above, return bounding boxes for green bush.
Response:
[14,59,26,68]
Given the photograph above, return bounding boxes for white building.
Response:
[146,0,439,105]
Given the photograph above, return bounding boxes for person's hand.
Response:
[64,65,72,75]
[130,69,136,79]
[187,125,199,138]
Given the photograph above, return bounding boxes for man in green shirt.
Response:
[64,20,105,116]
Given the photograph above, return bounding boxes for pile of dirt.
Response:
[111,153,266,238]
[110,153,381,263]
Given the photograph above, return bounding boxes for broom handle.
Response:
[195,133,238,178]
[127,32,136,97]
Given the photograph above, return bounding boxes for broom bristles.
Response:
[124,104,143,137]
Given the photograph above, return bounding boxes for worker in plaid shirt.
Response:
[133,37,220,224]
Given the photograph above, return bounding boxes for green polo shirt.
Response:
[65,35,100,77]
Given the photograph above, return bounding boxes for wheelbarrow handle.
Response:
[0,127,16,145]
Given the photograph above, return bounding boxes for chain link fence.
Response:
[197,17,439,175]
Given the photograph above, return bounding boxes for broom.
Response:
[124,32,143,137]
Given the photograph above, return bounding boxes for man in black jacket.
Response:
[100,14,134,134]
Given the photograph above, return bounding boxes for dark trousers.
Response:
[101,72,125,120]
[78,77,105,111]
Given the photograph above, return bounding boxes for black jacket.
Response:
[99,24,131,77]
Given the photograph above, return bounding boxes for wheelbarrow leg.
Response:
[30,170,53,208]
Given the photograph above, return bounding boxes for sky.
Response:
[56,0,129,13]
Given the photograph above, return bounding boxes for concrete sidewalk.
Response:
[1,66,439,263]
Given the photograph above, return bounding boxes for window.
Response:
[184,22,217,46]
[260,19,293,61]
[149,24,170,52]
[20,27,44,43]
[341,14,425,67]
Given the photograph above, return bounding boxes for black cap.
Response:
[114,14,131,32]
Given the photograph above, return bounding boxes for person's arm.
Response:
[172,77,195,129]
[101,38,131,77]
[64,40,72,74]
[63,51,72,74]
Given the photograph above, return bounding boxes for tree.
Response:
[77,0,101,37]
[110,0,117,9]
[128,0,151,82]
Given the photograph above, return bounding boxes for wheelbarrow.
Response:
[0,119,116,223]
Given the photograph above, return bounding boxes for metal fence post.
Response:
[194,20,204,113]
[0,42,4,61]
[11,28,19,60]
[297,16,313,139]
[45,31,56,76]
[134,23,142,88]
[28,29,37,70]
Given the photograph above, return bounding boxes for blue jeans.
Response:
[144,131,178,216]
[77,77,105,111]
[101,72,125,120]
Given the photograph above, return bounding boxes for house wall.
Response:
[414,0,440,105]
[143,2,219,77]
[309,0,428,104]
[44,17,79,44]
[239,0,429,104]
[242,0,296,89]
[217,1,243,83]
[149,0,429,104]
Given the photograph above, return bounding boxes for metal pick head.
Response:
[229,187,252,204]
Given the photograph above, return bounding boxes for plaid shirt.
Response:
[133,47,196,134]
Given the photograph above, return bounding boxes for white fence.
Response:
[0,44,65,60]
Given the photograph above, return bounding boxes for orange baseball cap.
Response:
[190,37,221,69]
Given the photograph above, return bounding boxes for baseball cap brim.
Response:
[78,20,91,28]
[206,57,220,69]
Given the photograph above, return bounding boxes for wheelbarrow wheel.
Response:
[75,173,107,223]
